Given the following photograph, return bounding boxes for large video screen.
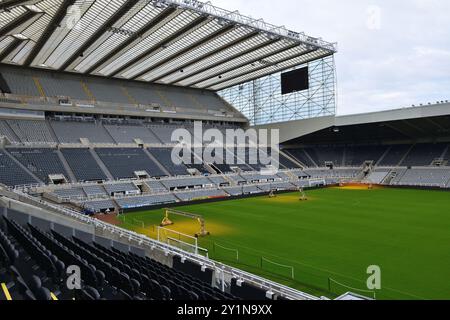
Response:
[281,67,309,95]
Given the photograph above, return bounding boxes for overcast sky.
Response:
[211,0,450,115]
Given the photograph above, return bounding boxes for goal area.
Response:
[157,226,208,257]
[161,208,210,238]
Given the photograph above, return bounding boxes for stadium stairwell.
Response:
[303,149,319,167]
[1,121,20,142]
[146,127,165,145]
[375,146,392,166]
[439,145,450,160]
[143,149,171,177]
[46,120,60,143]
[2,149,42,184]
[397,145,415,166]
[342,148,347,167]
[56,150,77,183]
[280,150,305,168]
[89,149,114,181]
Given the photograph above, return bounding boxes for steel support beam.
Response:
[149,31,260,83]
[132,23,236,80]
[189,43,302,87]
[109,15,209,77]
[23,0,77,66]
[0,9,40,38]
[0,37,22,61]
[59,0,140,71]
[171,38,279,85]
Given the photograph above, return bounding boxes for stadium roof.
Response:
[257,102,450,144]
[0,0,336,91]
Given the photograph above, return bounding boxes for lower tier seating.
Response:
[175,189,228,201]
[149,148,189,176]
[401,143,447,166]
[391,168,450,187]
[61,148,107,182]
[0,151,37,186]
[115,194,178,209]
[0,215,237,300]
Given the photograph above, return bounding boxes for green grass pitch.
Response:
[117,187,450,300]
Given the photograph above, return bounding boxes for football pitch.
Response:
[117,187,450,300]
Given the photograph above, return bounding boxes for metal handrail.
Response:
[9,188,317,300]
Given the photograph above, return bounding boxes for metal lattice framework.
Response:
[0,0,336,91]
[219,55,336,125]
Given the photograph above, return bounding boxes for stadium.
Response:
[0,0,449,303]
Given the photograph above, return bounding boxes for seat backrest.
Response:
[29,275,42,292]
[0,243,10,266]
[83,286,101,300]
[34,286,52,301]
[161,285,171,300]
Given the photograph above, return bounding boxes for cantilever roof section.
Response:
[0,0,336,91]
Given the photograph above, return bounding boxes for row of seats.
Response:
[1,147,179,185]
[61,148,107,182]
[302,168,360,179]
[0,119,233,145]
[7,120,56,144]
[1,67,231,111]
[1,214,239,300]
[174,189,228,202]
[64,176,301,212]
[114,194,178,209]
[284,143,450,167]
[0,150,37,186]
[2,218,67,300]
[51,120,115,144]
[96,148,165,180]
[161,177,213,190]
[49,170,287,202]
[9,149,69,184]
[0,120,304,173]
[104,124,160,144]
[390,168,450,187]
[150,148,190,176]
[82,200,117,213]
[1,143,450,188]
[0,120,56,144]
[3,118,447,169]
[363,170,391,184]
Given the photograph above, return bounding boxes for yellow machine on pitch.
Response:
[161,208,210,238]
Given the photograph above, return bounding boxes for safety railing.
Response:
[7,188,318,300]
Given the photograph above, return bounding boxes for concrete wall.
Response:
[253,116,334,144]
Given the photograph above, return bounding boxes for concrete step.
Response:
[89,148,114,181]
[56,149,77,183]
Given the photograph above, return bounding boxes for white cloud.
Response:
[210,0,450,115]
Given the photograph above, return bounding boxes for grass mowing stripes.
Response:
[117,187,450,300]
